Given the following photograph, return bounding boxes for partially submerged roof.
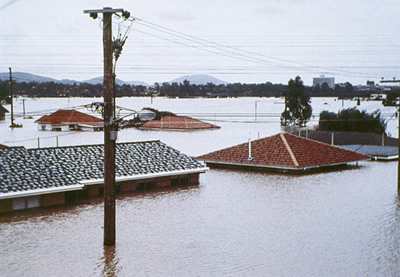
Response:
[0,141,207,199]
[340,145,398,161]
[36,109,103,126]
[197,133,370,173]
[140,115,220,130]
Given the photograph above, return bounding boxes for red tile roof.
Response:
[36,110,103,126]
[197,133,370,172]
[140,115,220,130]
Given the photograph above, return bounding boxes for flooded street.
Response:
[0,97,399,276]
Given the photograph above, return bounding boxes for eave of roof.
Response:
[0,184,84,200]
[80,167,209,185]
[203,158,369,172]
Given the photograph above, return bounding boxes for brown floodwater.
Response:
[1,97,399,276]
[1,161,399,276]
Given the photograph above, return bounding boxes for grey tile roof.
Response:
[0,141,206,195]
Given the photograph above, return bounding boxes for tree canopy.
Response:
[318,107,386,134]
[280,76,312,126]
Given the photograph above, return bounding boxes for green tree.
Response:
[384,88,400,106]
[281,76,312,126]
[0,81,9,103]
[319,107,385,134]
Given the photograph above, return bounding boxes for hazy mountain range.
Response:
[0,72,228,86]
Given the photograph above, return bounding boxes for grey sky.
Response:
[1,0,399,85]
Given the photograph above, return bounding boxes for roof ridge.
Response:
[280,133,299,167]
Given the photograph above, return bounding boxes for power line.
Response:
[132,17,377,78]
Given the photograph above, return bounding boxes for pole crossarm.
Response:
[83,8,124,14]
[84,6,130,246]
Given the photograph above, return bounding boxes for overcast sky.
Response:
[1,0,400,86]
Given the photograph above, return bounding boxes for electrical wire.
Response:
[132,17,378,78]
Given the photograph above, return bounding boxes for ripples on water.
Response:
[1,162,399,276]
[1,98,400,276]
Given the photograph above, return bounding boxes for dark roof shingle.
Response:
[0,141,206,195]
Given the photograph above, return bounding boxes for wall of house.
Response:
[42,192,65,207]
[89,185,100,196]
[0,199,13,213]
[0,172,202,214]
[121,180,136,192]
[38,123,69,132]
[157,177,171,187]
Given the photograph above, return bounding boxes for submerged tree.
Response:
[280,76,312,126]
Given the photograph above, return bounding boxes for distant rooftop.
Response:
[197,133,370,173]
[36,109,103,126]
[140,115,220,130]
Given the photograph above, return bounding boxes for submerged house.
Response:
[197,133,370,174]
[140,115,220,131]
[0,141,208,213]
[35,109,104,131]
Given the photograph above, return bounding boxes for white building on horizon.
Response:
[313,75,335,89]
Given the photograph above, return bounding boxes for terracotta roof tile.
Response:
[197,133,370,171]
[36,110,103,125]
[140,115,220,130]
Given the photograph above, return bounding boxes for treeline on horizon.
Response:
[0,79,398,100]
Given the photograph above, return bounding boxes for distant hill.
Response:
[0,72,60,83]
[82,77,149,87]
[0,72,227,86]
[0,72,149,86]
[169,74,228,85]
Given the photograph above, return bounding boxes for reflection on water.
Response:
[0,98,400,276]
[101,246,120,277]
[1,162,399,276]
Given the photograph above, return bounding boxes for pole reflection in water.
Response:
[101,245,120,277]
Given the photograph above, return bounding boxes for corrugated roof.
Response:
[197,133,370,172]
[0,141,207,197]
[140,115,220,130]
[36,109,103,126]
[340,145,398,160]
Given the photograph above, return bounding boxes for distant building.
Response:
[35,109,104,131]
[0,141,208,213]
[313,75,335,89]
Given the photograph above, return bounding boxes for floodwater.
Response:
[0,97,399,276]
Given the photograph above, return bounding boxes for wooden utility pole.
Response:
[380,78,400,193]
[84,7,127,246]
[22,99,26,117]
[9,67,14,127]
